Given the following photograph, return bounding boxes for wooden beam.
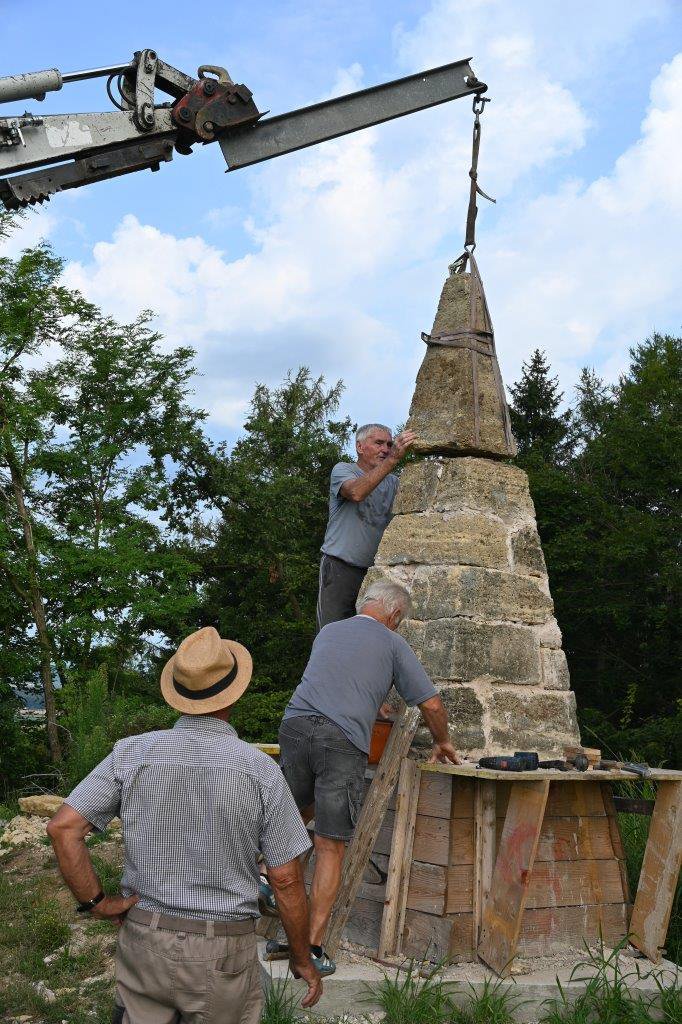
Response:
[612,797,655,816]
[477,779,550,976]
[420,763,682,783]
[325,705,420,958]
[378,757,420,958]
[471,780,496,953]
[630,780,682,963]
[601,784,632,909]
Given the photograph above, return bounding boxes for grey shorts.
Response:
[278,715,368,841]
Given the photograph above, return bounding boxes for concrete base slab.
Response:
[258,943,680,1022]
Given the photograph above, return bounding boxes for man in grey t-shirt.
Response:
[317,423,415,630]
[271,581,461,974]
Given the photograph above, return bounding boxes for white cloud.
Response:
[51,4,681,439]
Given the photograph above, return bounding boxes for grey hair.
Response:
[357,581,412,622]
[356,423,392,444]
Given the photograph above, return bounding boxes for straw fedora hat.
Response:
[161,627,253,714]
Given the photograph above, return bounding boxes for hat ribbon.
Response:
[173,657,239,700]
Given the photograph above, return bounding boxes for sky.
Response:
[2,0,682,445]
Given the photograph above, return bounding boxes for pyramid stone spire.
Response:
[365,257,581,757]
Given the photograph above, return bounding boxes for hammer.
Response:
[597,760,651,778]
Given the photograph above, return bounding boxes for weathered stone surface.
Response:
[538,617,563,649]
[422,619,541,686]
[489,689,579,753]
[398,617,426,658]
[376,513,508,569]
[438,685,486,749]
[393,457,536,523]
[541,648,571,690]
[406,271,516,458]
[410,566,553,624]
[512,525,547,576]
[18,794,63,817]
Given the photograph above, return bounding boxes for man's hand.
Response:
[428,741,462,765]
[389,430,416,463]
[378,701,394,720]
[91,893,139,925]
[291,958,323,1007]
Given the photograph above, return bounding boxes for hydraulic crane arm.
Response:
[0,50,486,210]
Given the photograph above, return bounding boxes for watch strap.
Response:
[76,889,105,913]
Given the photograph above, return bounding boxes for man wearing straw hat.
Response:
[47,626,323,1023]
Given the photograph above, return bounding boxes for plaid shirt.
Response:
[66,715,311,921]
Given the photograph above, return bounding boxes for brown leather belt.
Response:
[127,906,256,936]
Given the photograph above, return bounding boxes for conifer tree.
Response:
[509,349,571,462]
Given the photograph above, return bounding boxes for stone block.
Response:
[542,648,571,690]
[18,795,63,817]
[405,271,516,458]
[393,458,536,524]
[410,565,553,625]
[422,619,541,686]
[512,525,547,576]
[438,685,486,749]
[489,689,580,752]
[376,513,509,570]
[537,617,563,649]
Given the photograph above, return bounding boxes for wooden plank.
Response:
[472,780,496,951]
[402,908,458,963]
[517,903,628,956]
[419,763,682,782]
[477,780,550,976]
[601,784,632,909]
[406,862,446,915]
[446,864,474,913]
[531,815,615,862]
[630,780,682,963]
[612,797,655,816]
[497,782,606,819]
[413,814,456,866]
[523,859,624,909]
[327,705,420,957]
[343,896,384,951]
[377,757,420,958]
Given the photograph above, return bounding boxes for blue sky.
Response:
[3,0,682,445]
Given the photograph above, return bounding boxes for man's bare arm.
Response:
[340,430,416,503]
[268,858,323,1008]
[418,694,462,765]
[47,804,138,922]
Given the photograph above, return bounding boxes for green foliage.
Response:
[368,960,454,1024]
[230,685,292,743]
[451,977,523,1023]
[509,349,572,461]
[538,938,681,1023]
[510,336,682,762]
[182,368,353,697]
[60,666,177,789]
[261,973,305,1024]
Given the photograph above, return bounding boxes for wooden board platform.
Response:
[341,763,682,974]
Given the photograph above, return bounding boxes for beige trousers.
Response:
[114,916,262,1024]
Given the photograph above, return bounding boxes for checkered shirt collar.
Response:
[173,714,238,737]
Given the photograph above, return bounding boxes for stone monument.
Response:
[364,255,580,756]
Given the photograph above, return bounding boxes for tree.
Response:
[511,337,681,762]
[509,349,572,461]
[178,369,352,737]
[0,236,206,762]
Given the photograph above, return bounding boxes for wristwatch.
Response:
[76,890,105,913]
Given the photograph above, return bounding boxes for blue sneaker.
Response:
[310,945,336,976]
[258,876,278,917]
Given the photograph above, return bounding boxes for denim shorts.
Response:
[278,715,368,841]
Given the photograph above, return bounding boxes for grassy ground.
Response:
[0,837,121,1022]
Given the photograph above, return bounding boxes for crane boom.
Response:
[0,50,486,210]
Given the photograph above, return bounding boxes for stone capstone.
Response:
[393,458,536,523]
[422,619,541,686]
[406,271,516,458]
[376,512,509,569]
